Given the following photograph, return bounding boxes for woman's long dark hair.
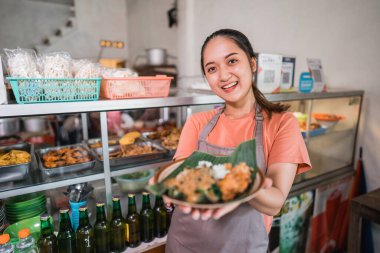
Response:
[201,29,289,118]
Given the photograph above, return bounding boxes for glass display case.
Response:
[0,89,363,252]
[0,90,363,199]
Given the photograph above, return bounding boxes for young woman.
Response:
[165,29,311,253]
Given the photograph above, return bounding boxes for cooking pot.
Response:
[0,118,20,136]
[146,48,167,66]
[23,117,47,133]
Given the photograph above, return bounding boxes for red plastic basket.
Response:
[100,75,173,99]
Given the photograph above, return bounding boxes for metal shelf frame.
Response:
[0,89,363,118]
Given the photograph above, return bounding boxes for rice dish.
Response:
[164,161,254,203]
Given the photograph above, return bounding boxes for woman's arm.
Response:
[248,162,297,216]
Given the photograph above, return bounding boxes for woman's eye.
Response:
[207,67,216,73]
[228,59,238,64]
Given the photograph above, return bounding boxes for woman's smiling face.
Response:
[202,36,256,104]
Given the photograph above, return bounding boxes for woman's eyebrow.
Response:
[225,52,238,58]
[204,53,239,68]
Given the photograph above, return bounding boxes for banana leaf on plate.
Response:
[146,139,265,209]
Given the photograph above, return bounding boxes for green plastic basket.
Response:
[7,77,101,104]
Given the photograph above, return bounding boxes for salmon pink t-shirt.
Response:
[174,108,311,232]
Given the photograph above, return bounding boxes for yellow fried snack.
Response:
[0,150,31,166]
[119,131,141,145]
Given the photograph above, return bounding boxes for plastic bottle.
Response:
[0,234,14,253]
[16,228,38,253]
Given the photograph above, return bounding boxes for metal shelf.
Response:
[0,89,364,118]
[0,172,105,199]
[110,159,172,178]
[290,165,354,198]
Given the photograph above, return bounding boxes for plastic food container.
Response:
[115,169,154,193]
[100,75,173,99]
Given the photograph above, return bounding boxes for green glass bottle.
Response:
[140,192,154,242]
[76,206,94,253]
[94,202,110,253]
[37,214,58,253]
[125,194,140,248]
[110,195,126,252]
[153,195,167,238]
[57,208,76,253]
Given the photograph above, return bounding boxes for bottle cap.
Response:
[0,234,10,245]
[79,206,88,211]
[142,192,149,196]
[128,193,135,197]
[96,202,105,207]
[112,195,120,201]
[59,207,70,213]
[40,213,50,221]
[18,228,30,239]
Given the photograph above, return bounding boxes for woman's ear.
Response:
[250,58,257,73]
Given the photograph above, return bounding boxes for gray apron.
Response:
[166,104,269,253]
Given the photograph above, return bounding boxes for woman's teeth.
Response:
[222,82,237,89]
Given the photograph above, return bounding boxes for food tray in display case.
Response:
[141,132,177,156]
[142,128,181,156]
[7,77,101,104]
[36,144,96,177]
[0,143,33,183]
[90,140,168,167]
[100,75,173,99]
[82,137,119,149]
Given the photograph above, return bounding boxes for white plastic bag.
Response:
[39,51,72,78]
[72,59,101,78]
[4,48,41,77]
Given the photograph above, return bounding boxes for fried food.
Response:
[88,139,118,149]
[0,150,31,166]
[161,128,180,150]
[120,144,157,156]
[164,161,253,203]
[99,144,158,160]
[166,167,216,203]
[146,126,181,150]
[217,163,253,201]
[119,131,141,145]
[42,146,92,168]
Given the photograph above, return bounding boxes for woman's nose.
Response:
[220,66,231,82]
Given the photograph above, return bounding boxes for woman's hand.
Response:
[177,176,273,221]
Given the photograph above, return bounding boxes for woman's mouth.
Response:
[221,81,238,92]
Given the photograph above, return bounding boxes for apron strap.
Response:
[199,105,225,141]
[255,104,267,173]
